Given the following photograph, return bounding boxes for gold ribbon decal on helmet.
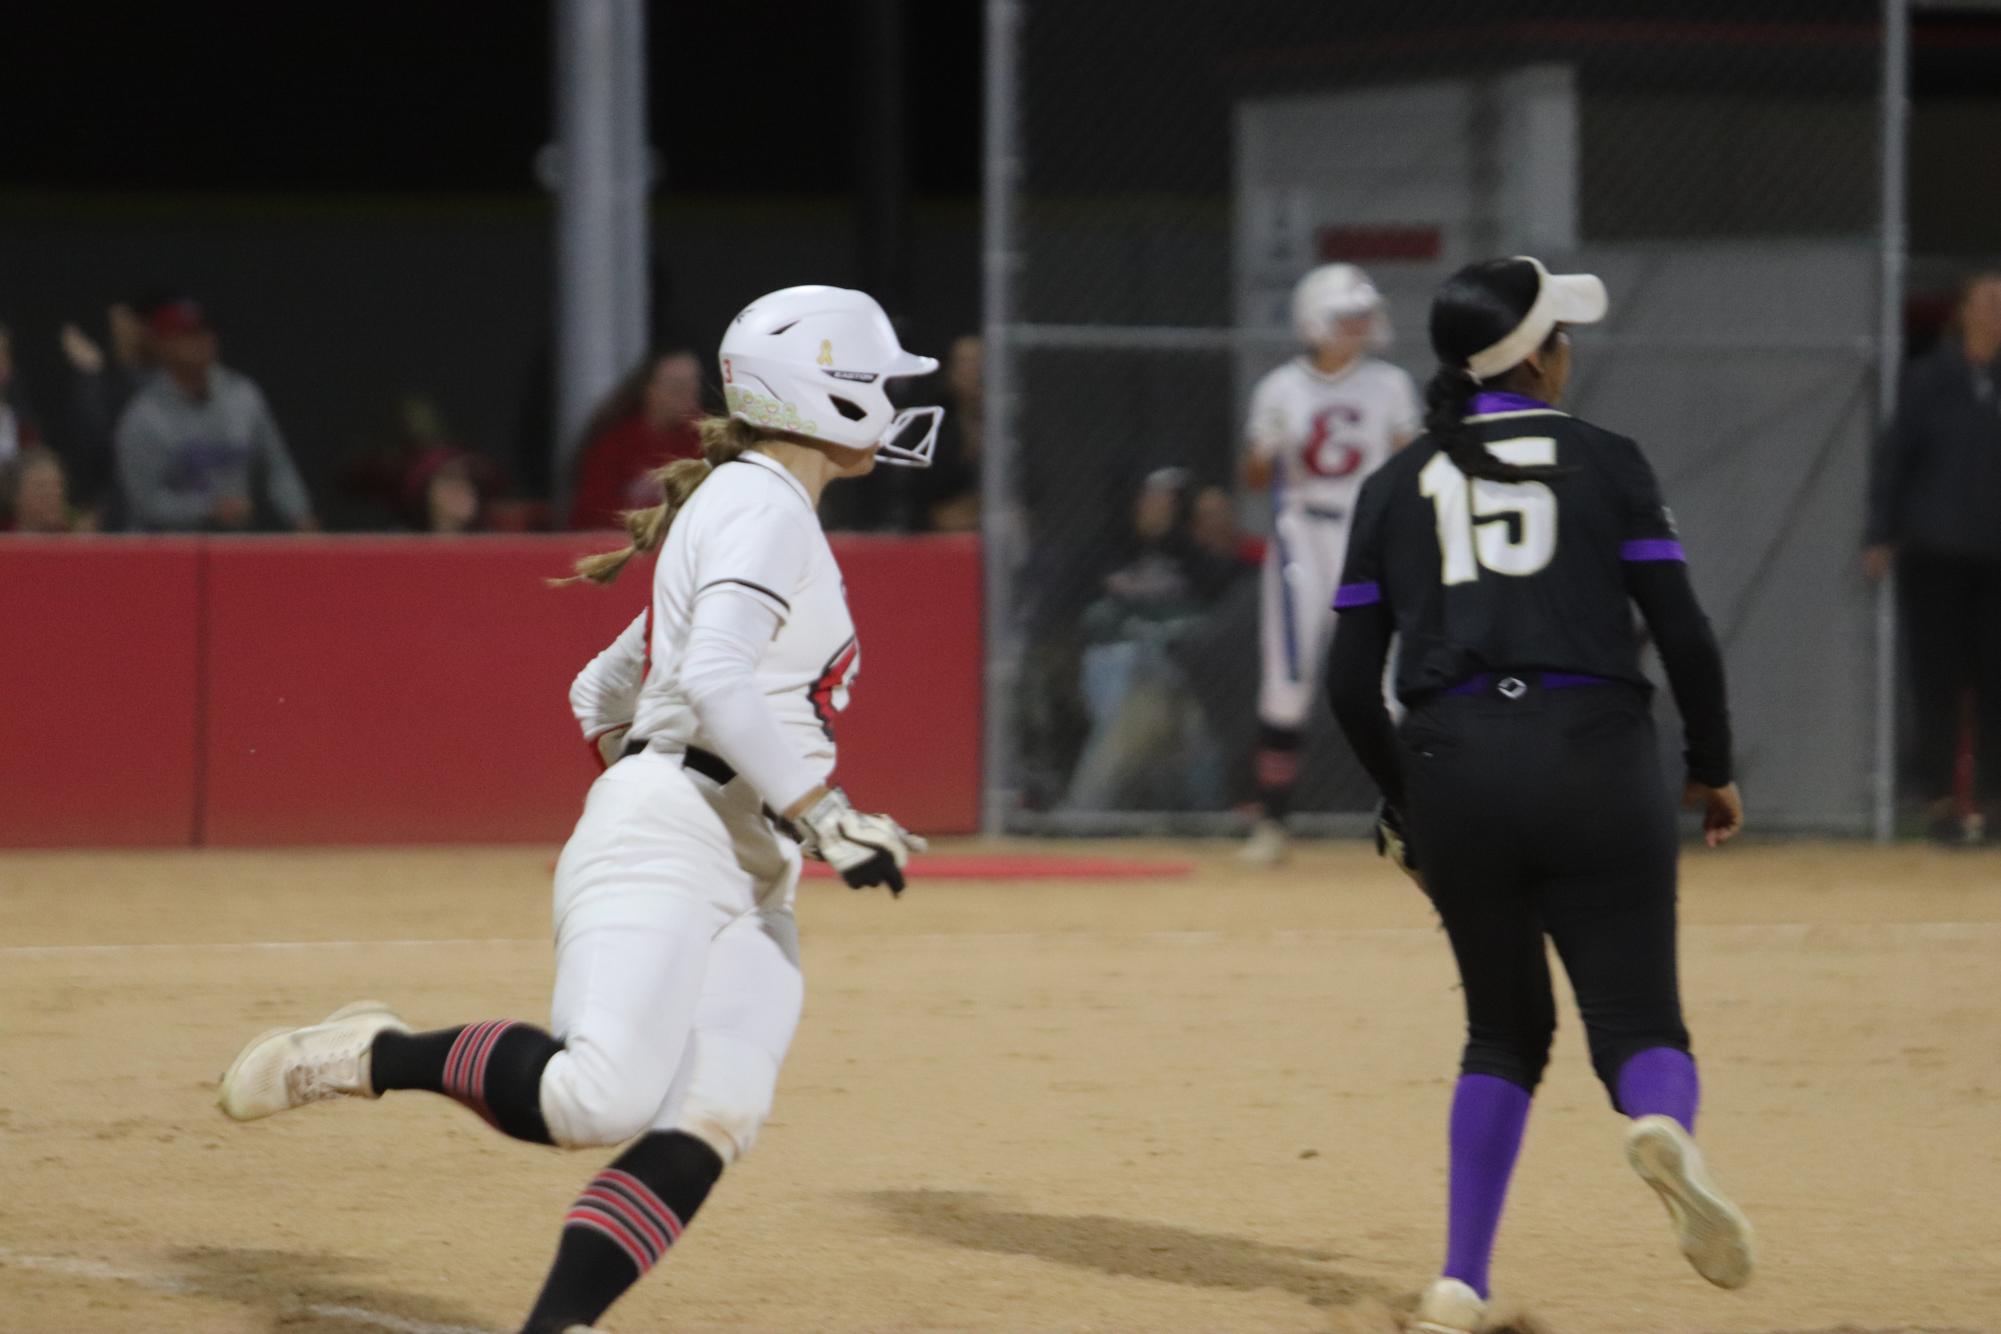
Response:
[817,339,834,367]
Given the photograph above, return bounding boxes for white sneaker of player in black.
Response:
[1626,1114,1755,1289]
[1407,1277,1484,1333]
[217,1000,408,1121]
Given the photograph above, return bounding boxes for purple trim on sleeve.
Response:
[1468,390,1550,415]
[1621,539,1686,562]
[1333,581,1382,610]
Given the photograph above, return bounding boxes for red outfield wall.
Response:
[0,534,980,847]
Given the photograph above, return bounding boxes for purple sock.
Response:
[1442,1073,1532,1301]
[1616,1047,1700,1132]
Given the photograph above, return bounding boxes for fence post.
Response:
[552,0,650,522]
[1874,0,1909,843]
[981,0,1023,834]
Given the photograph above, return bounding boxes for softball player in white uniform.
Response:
[1241,264,1419,865]
[217,286,940,1334]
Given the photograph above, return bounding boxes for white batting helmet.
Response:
[1291,263,1391,350]
[718,285,942,466]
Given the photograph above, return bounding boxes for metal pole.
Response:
[981,0,1023,835]
[611,0,651,369]
[1873,0,1909,843]
[858,0,908,311]
[551,0,647,520]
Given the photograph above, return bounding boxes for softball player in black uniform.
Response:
[1325,257,1753,1333]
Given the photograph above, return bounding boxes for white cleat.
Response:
[1407,1277,1484,1334]
[1626,1114,1755,1289]
[1238,818,1290,866]
[217,1000,409,1122]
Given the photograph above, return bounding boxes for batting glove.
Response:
[1376,801,1422,886]
[797,788,927,894]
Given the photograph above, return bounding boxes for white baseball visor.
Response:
[1466,257,1607,382]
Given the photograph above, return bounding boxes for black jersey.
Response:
[1326,397,1732,801]
[1336,402,1683,700]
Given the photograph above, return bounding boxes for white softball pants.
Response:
[1259,509,1350,729]
[538,749,805,1163]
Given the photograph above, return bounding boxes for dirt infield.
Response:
[1,839,1997,1333]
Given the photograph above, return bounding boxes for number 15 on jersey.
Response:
[1418,437,1558,585]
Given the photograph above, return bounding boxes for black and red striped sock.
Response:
[1255,723,1303,821]
[370,1021,563,1145]
[519,1131,724,1334]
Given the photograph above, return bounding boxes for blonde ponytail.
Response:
[556,415,769,586]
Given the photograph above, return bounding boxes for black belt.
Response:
[1303,505,1347,523]
[1442,670,1613,699]
[621,738,798,838]
[620,737,739,786]
[683,745,738,786]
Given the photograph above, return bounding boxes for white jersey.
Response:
[1245,356,1419,521]
[551,451,823,1162]
[571,451,857,787]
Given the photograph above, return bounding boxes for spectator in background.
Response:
[339,393,505,532]
[2,447,91,533]
[115,298,315,533]
[1178,483,1266,805]
[0,323,44,467]
[1190,483,1265,568]
[567,349,703,529]
[1865,271,2001,843]
[405,445,500,535]
[61,301,154,521]
[1066,468,1247,811]
[905,333,982,531]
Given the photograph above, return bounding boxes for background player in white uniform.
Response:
[216,286,939,1334]
[1240,264,1419,865]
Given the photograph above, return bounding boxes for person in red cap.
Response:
[114,298,316,532]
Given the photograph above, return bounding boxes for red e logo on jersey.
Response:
[809,637,860,740]
[1301,405,1365,478]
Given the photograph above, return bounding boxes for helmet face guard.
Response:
[875,405,943,467]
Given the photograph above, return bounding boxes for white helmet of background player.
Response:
[1290,263,1392,352]
[719,285,942,466]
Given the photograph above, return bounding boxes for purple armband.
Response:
[1333,581,1382,610]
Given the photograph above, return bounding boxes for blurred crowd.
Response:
[0,296,983,540]
[2,297,311,535]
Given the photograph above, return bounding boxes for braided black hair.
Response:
[1424,259,1570,483]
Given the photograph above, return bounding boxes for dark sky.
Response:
[3,1,1991,199]
[4,3,983,196]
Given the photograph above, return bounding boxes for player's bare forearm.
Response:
[781,785,831,820]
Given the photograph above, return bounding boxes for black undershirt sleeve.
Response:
[1626,559,1733,788]
[1326,602,1406,810]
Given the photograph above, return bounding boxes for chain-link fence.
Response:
[984,0,1892,835]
